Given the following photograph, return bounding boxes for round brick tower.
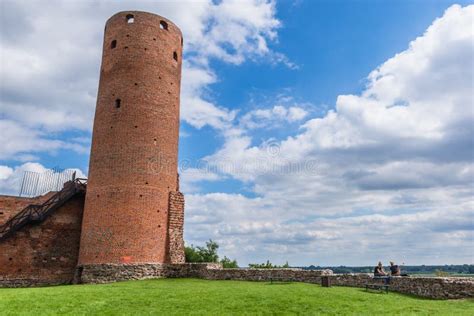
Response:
[78,11,183,266]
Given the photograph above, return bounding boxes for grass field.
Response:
[0,278,472,315]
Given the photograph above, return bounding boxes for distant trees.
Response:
[185,239,238,268]
[248,260,290,269]
[303,265,474,276]
[435,269,450,277]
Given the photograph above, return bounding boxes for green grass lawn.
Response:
[0,278,472,315]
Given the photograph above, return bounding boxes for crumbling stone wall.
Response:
[329,273,474,299]
[75,264,473,299]
[201,268,333,282]
[76,263,221,284]
[167,191,185,264]
[200,270,473,299]
[0,194,85,287]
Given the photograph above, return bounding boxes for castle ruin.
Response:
[0,11,186,286]
[0,11,473,300]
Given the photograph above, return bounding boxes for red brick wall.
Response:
[79,11,183,265]
[167,191,185,264]
[0,193,54,226]
[0,194,85,285]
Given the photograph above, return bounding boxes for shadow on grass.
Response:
[357,288,389,295]
[265,282,293,286]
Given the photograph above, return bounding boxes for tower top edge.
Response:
[106,11,182,36]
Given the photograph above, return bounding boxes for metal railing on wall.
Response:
[18,168,77,197]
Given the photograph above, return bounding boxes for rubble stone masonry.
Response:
[73,263,473,299]
[167,191,185,264]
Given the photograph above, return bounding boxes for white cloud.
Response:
[237,94,311,131]
[184,4,474,265]
[0,120,89,160]
[2,1,472,266]
[0,162,86,196]
[179,167,223,193]
[0,0,286,159]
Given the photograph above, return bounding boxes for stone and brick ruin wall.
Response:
[78,11,184,266]
[74,263,474,299]
[167,191,185,264]
[0,194,85,287]
[0,11,186,287]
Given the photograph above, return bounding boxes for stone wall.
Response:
[167,191,185,264]
[0,194,85,287]
[75,264,473,299]
[76,263,221,284]
[3,257,473,299]
[329,273,474,299]
[201,268,332,283]
[199,269,473,300]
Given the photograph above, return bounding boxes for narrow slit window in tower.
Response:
[111,40,117,49]
[160,20,168,30]
[173,51,178,61]
[115,99,121,108]
[126,14,134,24]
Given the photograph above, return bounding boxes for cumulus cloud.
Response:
[0,162,86,196]
[240,104,308,130]
[2,1,472,266]
[184,4,474,265]
[0,0,285,160]
[179,167,223,193]
[0,120,89,160]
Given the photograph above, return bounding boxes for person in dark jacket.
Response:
[374,261,387,276]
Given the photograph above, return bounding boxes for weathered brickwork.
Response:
[0,193,54,225]
[167,191,185,264]
[0,194,85,287]
[78,11,183,265]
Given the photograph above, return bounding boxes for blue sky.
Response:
[0,0,473,266]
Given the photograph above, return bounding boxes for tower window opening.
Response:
[111,40,117,49]
[115,99,121,108]
[173,51,178,61]
[181,37,183,46]
[160,20,168,30]
[126,14,134,23]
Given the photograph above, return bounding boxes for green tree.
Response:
[196,240,219,262]
[220,256,239,268]
[185,240,238,268]
[435,269,450,277]
[248,260,291,269]
[184,245,202,263]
